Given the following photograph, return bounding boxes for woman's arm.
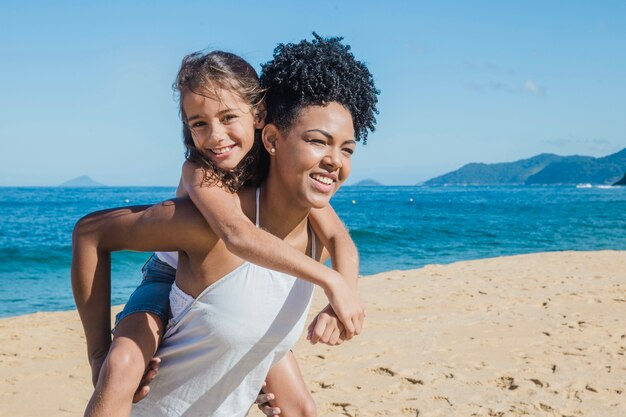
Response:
[175,175,188,198]
[181,161,365,339]
[71,201,207,366]
[71,220,112,369]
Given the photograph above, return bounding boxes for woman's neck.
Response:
[258,176,310,241]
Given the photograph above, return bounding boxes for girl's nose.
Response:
[209,124,227,144]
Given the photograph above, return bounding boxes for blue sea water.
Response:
[1,185,625,318]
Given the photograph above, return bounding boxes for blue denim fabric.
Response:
[114,254,176,329]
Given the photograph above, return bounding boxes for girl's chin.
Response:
[214,162,238,171]
[209,157,239,171]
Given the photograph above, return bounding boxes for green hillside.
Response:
[526,148,626,185]
[424,154,563,185]
[425,148,626,186]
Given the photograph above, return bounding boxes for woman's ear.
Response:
[254,102,267,129]
[261,124,279,155]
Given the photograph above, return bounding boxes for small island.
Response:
[59,175,105,188]
[350,178,384,186]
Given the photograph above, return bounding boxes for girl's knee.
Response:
[102,342,146,383]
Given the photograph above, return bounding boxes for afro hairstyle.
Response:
[260,33,379,143]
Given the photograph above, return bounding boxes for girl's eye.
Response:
[191,121,206,129]
[222,114,238,123]
[342,148,355,156]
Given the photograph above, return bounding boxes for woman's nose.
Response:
[322,147,342,169]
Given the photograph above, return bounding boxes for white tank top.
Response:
[132,188,316,417]
[154,250,178,269]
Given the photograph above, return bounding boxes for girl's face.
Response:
[267,102,356,209]
[182,88,263,171]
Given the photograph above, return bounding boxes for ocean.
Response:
[1,185,625,318]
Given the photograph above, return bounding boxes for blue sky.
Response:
[1,1,625,186]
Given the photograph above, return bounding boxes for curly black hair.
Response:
[260,33,379,143]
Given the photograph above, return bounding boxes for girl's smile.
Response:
[182,88,262,171]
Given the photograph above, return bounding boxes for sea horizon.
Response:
[2,183,624,189]
[2,185,626,318]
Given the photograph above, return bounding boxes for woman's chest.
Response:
[167,263,314,349]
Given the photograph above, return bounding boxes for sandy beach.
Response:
[1,251,624,417]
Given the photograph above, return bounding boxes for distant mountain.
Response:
[425,148,626,186]
[424,154,563,185]
[59,175,104,187]
[614,173,626,186]
[526,148,626,185]
[351,178,384,186]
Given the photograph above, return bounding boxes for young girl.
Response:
[72,47,369,416]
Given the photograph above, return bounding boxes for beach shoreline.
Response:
[2,251,625,417]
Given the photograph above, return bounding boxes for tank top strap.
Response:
[255,187,260,227]
[256,186,316,259]
[308,222,316,259]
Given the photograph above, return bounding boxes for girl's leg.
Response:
[262,351,316,417]
[84,312,163,417]
[84,254,175,417]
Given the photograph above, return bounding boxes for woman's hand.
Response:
[307,304,346,345]
[133,357,162,403]
[323,276,365,340]
[89,350,108,387]
[255,382,281,416]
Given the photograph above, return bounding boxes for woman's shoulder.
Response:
[160,198,218,242]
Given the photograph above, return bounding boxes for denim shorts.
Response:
[114,253,176,329]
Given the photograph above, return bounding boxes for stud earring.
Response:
[270,148,276,154]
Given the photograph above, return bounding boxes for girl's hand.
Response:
[89,350,108,387]
[323,277,365,340]
[307,304,346,345]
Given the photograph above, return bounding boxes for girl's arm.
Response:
[181,161,365,339]
[306,205,359,345]
[71,201,206,366]
[308,205,359,289]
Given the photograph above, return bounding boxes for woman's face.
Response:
[268,102,356,209]
[182,88,262,171]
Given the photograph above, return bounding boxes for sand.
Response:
[1,251,625,417]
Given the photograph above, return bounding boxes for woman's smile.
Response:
[310,172,337,192]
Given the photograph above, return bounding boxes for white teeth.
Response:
[211,146,234,154]
[312,174,334,185]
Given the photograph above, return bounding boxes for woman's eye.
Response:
[222,114,238,123]
[308,138,326,145]
[342,148,355,156]
[191,121,206,129]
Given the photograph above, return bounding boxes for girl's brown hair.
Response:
[174,51,267,192]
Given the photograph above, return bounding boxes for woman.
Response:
[72,34,378,416]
